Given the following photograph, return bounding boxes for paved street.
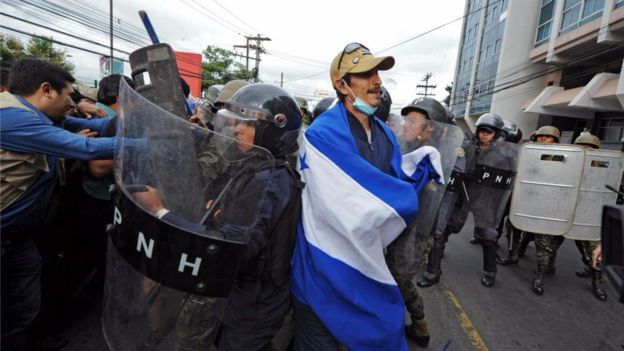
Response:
[58,214,623,351]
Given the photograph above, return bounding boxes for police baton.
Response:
[605,184,624,197]
[199,178,234,224]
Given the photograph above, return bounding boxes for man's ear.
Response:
[40,82,53,96]
[334,79,349,95]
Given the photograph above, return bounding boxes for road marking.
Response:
[443,283,489,351]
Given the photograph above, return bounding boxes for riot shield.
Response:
[129,43,188,119]
[565,149,624,240]
[394,117,465,237]
[465,139,519,237]
[510,143,585,235]
[103,80,275,351]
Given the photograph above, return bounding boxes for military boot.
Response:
[419,242,445,288]
[531,274,544,295]
[496,248,519,265]
[518,233,531,258]
[591,269,607,301]
[575,266,591,278]
[405,317,430,347]
[481,242,497,287]
[417,272,440,288]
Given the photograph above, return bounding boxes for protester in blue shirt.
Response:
[291,43,441,351]
[0,58,116,351]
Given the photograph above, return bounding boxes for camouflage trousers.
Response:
[575,239,600,270]
[534,234,565,276]
[386,229,433,321]
[175,295,222,351]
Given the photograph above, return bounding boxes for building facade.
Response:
[451,0,624,149]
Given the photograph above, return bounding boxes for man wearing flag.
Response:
[290,43,443,351]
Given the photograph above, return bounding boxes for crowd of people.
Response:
[0,41,617,351]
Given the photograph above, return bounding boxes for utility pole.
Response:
[416,73,437,98]
[234,34,271,82]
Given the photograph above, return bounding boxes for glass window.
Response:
[535,22,552,46]
[581,0,604,24]
[535,0,555,46]
[616,0,624,9]
[560,0,582,32]
[599,118,624,142]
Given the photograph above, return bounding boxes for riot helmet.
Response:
[443,105,456,125]
[574,133,601,149]
[295,96,308,110]
[194,98,217,129]
[475,112,504,136]
[216,83,302,157]
[501,120,523,143]
[313,97,338,119]
[205,84,223,103]
[375,86,392,122]
[531,126,560,143]
[401,97,448,124]
[215,80,250,107]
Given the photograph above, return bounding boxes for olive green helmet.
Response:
[531,126,561,142]
[574,133,601,149]
[295,96,309,109]
[215,80,250,106]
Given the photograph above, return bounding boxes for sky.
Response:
[1,0,466,110]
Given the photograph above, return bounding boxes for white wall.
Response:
[490,0,547,135]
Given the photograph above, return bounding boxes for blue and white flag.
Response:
[291,103,440,350]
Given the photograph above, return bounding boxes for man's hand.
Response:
[189,115,208,129]
[77,128,98,138]
[132,186,165,214]
[77,101,107,118]
[592,244,602,270]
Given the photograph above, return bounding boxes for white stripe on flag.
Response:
[299,135,406,285]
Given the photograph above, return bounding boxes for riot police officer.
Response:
[131,83,304,350]
[572,133,607,301]
[419,112,518,288]
[385,97,463,347]
[530,126,565,295]
[311,96,337,123]
[497,120,524,265]
[467,113,518,287]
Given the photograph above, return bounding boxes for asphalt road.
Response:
[56,214,623,351]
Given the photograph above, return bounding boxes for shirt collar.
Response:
[15,95,54,126]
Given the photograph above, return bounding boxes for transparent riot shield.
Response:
[565,149,624,240]
[394,116,465,237]
[465,139,519,236]
[434,139,470,236]
[510,143,585,235]
[103,80,274,351]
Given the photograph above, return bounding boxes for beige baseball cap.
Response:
[330,43,394,87]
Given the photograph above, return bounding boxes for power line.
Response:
[180,0,250,37]
[0,25,129,62]
[211,0,260,35]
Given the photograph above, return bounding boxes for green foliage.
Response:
[201,45,252,91]
[0,34,75,73]
[444,82,453,107]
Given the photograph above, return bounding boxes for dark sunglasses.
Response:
[337,42,370,70]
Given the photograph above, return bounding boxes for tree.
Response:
[0,34,75,73]
[443,82,453,107]
[201,45,251,91]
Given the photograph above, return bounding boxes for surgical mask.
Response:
[342,79,377,116]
